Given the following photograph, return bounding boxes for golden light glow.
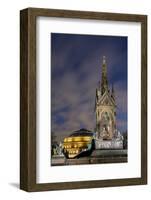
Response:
[63,135,93,158]
[64,136,92,142]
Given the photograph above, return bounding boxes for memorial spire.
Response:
[101,56,108,95]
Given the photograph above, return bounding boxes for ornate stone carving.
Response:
[95,56,123,149]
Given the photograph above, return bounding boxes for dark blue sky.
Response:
[51,33,127,142]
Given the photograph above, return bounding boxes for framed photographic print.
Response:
[20,8,147,191]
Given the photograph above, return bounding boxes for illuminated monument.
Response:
[95,56,123,149]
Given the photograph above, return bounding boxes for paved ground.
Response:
[51,149,127,166]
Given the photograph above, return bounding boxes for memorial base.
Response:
[95,139,123,149]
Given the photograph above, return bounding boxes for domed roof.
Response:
[69,128,94,137]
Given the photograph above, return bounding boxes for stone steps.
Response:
[51,149,128,166]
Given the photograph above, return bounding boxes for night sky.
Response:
[51,33,127,142]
